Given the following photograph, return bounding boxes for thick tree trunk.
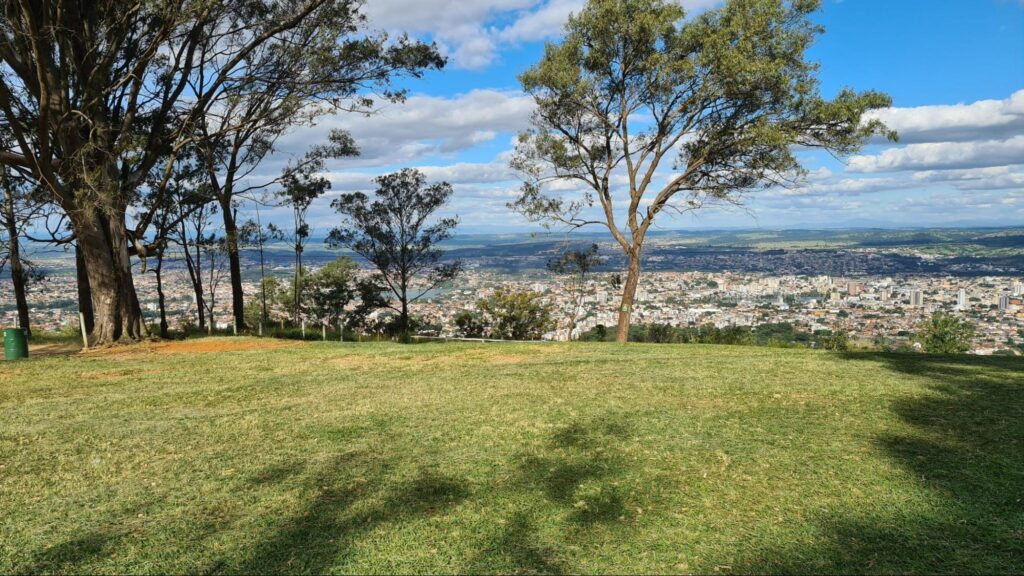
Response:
[615,252,642,343]
[73,208,145,345]
[220,203,246,331]
[75,245,94,334]
[3,190,30,336]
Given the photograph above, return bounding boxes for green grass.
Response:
[1,339,1022,574]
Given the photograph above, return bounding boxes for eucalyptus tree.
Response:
[0,167,43,335]
[275,138,355,322]
[238,206,284,326]
[193,29,443,332]
[0,0,441,344]
[510,0,895,342]
[328,169,462,338]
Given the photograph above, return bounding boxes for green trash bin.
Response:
[3,328,28,360]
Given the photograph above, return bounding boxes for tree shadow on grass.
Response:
[234,451,469,574]
[464,415,640,574]
[20,498,219,574]
[518,417,636,525]
[465,511,568,575]
[742,353,1024,574]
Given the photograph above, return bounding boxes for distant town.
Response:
[6,229,1023,355]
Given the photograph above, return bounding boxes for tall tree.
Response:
[173,186,218,331]
[238,204,283,326]
[193,26,443,332]
[274,138,355,322]
[0,0,441,344]
[0,167,41,335]
[510,0,894,342]
[328,169,462,338]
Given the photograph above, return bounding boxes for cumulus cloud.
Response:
[848,136,1024,173]
[364,0,723,70]
[911,165,1024,190]
[275,90,535,168]
[866,90,1024,144]
[362,0,535,69]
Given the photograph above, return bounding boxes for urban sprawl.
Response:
[6,264,1023,355]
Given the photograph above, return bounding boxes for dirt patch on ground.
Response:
[85,338,299,357]
[26,342,82,358]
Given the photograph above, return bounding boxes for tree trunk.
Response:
[401,296,409,336]
[154,250,169,338]
[75,245,94,334]
[72,208,146,345]
[221,202,247,330]
[258,235,268,324]
[615,252,642,344]
[293,245,302,323]
[2,190,30,336]
[180,221,206,330]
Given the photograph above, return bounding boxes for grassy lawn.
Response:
[1,339,1022,574]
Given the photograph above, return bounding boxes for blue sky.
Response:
[262,0,1024,233]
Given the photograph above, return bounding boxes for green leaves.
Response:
[327,168,462,333]
[511,0,895,238]
[916,312,976,354]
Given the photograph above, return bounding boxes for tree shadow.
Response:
[517,416,637,525]
[463,415,639,574]
[465,511,567,575]
[234,451,470,574]
[19,498,218,574]
[23,530,124,573]
[742,352,1024,574]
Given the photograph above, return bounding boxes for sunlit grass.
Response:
[1,339,1021,574]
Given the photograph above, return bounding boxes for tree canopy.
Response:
[0,0,442,343]
[510,0,894,342]
[327,168,462,336]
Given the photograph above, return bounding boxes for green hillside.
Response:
[1,340,1022,574]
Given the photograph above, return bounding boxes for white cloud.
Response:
[866,90,1024,144]
[911,165,1024,190]
[364,0,723,70]
[848,136,1024,173]
[275,90,535,168]
[783,177,910,196]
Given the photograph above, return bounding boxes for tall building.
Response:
[909,290,924,308]
[956,288,967,310]
[999,295,1011,312]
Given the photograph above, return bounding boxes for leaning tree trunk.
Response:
[220,202,247,331]
[615,251,642,344]
[71,206,146,345]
